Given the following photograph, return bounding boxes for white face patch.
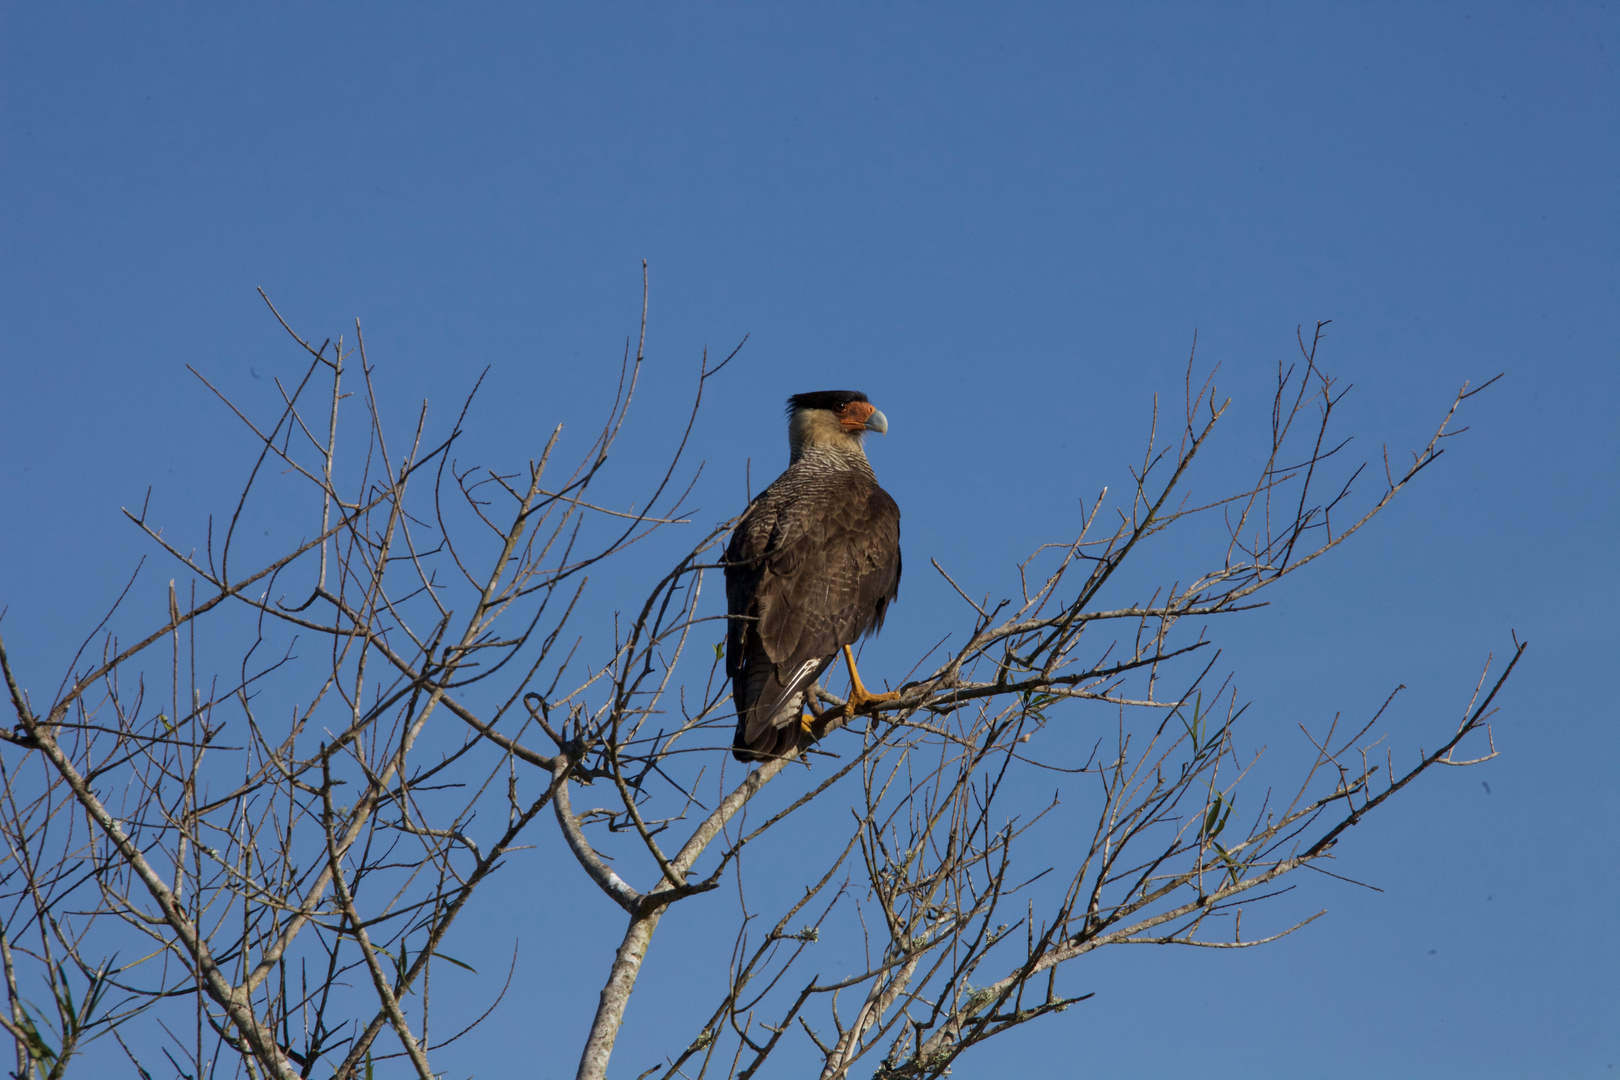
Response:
[788,408,867,461]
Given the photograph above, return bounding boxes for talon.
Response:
[840,644,900,714]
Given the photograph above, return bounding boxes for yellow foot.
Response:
[830,644,900,719]
[798,712,817,736]
[825,688,901,722]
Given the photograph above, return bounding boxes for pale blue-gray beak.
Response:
[865,408,889,435]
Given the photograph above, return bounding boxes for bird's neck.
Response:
[789,441,872,473]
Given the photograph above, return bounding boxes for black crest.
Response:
[786,390,868,415]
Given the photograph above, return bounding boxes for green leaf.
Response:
[1211,840,1243,887]
[16,1009,57,1063]
[433,951,478,973]
[1179,691,1206,750]
[1201,793,1233,842]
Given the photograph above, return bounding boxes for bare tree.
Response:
[0,280,1520,1080]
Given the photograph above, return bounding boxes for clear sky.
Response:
[1,4,1615,1078]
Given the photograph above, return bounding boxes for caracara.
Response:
[726,390,902,761]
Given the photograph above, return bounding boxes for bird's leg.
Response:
[798,682,825,735]
[841,644,899,712]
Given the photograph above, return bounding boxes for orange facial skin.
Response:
[839,400,879,432]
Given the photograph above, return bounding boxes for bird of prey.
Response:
[726,390,902,761]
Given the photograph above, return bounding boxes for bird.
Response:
[725,390,902,762]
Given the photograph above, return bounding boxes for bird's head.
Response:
[786,390,888,460]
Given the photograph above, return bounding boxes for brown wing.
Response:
[726,477,901,760]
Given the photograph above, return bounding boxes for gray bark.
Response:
[576,911,664,1080]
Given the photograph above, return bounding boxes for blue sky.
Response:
[1,4,1615,1078]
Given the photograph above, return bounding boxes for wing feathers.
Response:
[727,460,901,761]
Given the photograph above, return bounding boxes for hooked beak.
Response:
[863,408,889,435]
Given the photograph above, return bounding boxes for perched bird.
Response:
[726,390,902,761]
